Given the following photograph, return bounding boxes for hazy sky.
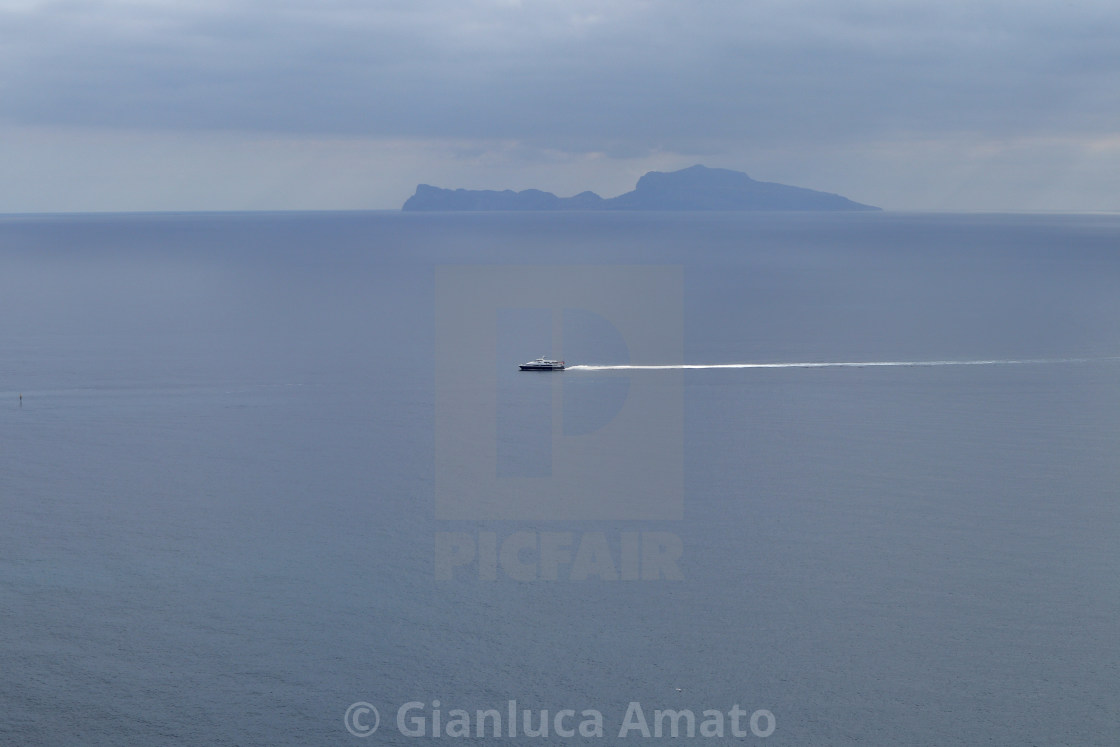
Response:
[2,0,1119,212]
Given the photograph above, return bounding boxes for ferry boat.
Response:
[519,357,565,371]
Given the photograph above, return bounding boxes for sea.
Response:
[1,210,1118,745]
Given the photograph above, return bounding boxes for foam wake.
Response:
[567,357,1119,371]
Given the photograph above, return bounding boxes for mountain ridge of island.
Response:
[402,165,880,211]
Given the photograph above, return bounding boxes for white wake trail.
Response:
[567,357,1120,371]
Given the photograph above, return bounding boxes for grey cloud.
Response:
[3,0,1119,152]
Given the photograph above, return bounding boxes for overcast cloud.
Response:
[2,0,1119,211]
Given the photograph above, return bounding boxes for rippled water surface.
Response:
[2,211,1119,745]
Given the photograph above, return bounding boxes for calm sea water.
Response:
[2,211,1119,745]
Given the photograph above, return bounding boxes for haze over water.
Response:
[2,211,1119,745]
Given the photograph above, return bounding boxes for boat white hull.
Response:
[519,363,565,371]
[519,357,565,370]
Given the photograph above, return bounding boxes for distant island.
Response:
[402,165,880,211]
